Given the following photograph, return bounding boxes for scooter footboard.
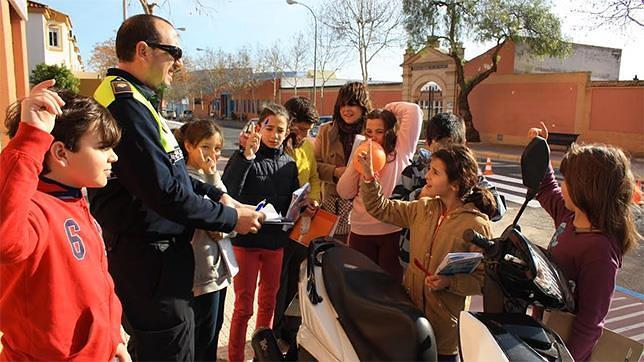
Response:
[458,311,573,362]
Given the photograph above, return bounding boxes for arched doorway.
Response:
[416,81,443,121]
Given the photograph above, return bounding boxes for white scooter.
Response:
[253,239,438,361]
[253,137,573,361]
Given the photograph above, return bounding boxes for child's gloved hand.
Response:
[528,121,549,140]
[21,79,65,133]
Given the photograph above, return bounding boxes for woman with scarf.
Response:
[314,82,373,242]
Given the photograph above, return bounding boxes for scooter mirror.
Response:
[521,137,550,197]
[512,137,550,227]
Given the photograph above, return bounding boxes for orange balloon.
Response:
[353,140,387,176]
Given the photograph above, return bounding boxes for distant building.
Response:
[514,42,621,81]
[26,0,83,74]
[403,39,642,155]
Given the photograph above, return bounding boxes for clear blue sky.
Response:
[41,0,643,81]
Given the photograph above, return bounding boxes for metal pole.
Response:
[293,2,318,106]
[123,0,127,21]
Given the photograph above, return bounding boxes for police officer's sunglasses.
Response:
[146,42,183,61]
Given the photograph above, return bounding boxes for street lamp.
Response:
[286,0,317,106]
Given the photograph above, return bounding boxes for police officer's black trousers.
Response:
[107,237,196,361]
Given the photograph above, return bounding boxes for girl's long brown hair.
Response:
[332,82,372,125]
[432,145,497,218]
[560,144,641,254]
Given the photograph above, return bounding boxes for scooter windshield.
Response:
[519,233,575,311]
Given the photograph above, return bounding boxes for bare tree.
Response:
[320,0,403,83]
[194,48,228,95]
[584,0,644,28]
[222,47,259,118]
[257,41,287,102]
[88,37,118,77]
[316,25,347,113]
[165,56,199,106]
[282,32,311,96]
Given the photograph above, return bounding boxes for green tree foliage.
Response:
[30,63,81,93]
[402,0,569,141]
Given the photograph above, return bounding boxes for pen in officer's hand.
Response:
[255,199,267,211]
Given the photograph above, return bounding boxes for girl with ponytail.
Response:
[357,143,493,360]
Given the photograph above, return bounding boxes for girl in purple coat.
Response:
[529,122,641,361]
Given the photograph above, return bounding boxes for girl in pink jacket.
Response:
[337,102,422,282]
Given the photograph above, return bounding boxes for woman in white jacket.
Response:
[336,102,422,282]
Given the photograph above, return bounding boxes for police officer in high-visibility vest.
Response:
[88,14,264,361]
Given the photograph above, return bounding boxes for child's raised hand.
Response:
[358,139,375,180]
[21,79,64,133]
[528,121,549,140]
[243,125,261,159]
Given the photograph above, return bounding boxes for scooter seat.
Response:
[322,244,436,361]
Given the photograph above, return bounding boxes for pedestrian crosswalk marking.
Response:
[484,174,541,208]
[609,302,643,312]
[630,332,644,342]
[604,310,644,324]
[613,321,644,333]
[613,297,628,301]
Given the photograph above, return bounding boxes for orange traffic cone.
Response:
[484,157,494,176]
[633,180,642,204]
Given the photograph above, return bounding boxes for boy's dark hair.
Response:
[426,112,466,145]
[333,82,372,125]
[259,103,290,125]
[284,96,318,125]
[432,145,496,218]
[4,89,121,171]
[365,108,398,157]
[116,14,174,62]
[173,118,223,159]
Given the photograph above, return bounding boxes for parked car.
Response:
[310,115,333,137]
[162,109,177,120]
[179,109,193,121]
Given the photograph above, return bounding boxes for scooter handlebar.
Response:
[463,229,495,251]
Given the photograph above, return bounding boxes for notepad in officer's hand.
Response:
[436,252,483,276]
[257,203,295,226]
[289,209,339,246]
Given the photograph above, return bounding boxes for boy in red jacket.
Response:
[0,80,129,361]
